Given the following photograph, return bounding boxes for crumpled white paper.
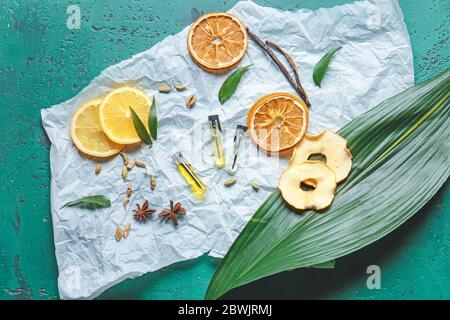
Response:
[41,0,413,299]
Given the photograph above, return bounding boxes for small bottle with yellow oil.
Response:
[208,115,225,169]
[172,152,207,200]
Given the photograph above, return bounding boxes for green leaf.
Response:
[206,69,450,300]
[218,65,252,104]
[62,195,111,210]
[313,47,342,87]
[310,260,335,269]
[149,95,157,140]
[130,107,152,145]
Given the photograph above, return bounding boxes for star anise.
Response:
[133,200,155,222]
[159,200,186,225]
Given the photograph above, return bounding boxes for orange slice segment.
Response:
[247,92,309,155]
[188,12,248,74]
[71,99,125,158]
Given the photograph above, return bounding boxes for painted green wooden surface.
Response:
[0,0,448,300]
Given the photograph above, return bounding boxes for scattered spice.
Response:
[120,152,129,165]
[115,226,123,242]
[251,182,261,192]
[127,160,135,170]
[122,197,130,208]
[150,175,156,191]
[186,94,196,108]
[175,85,187,92]
[122,165,128,181]
[95,164,102,175]
[159,200,186,225]
[123,222,131,239]
[224,178,237,187]
[133,200,156,222]
[127,185,133,197]
[159,85,173,93]
[134,159,146,168]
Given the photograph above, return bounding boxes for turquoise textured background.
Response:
[0,0,448,299]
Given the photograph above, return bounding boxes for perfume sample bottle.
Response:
[208,115,225,168]
[172,152,207,200]
[227,124,247,175]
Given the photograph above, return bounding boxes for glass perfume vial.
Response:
[172,152,207,200]
[227,124,247,175]
[208,115,225,169]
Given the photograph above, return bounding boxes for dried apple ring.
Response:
[289,130,352,183]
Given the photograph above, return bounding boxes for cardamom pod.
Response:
[122,197,130,208]
[134,159,146,168]
[115,226,123,242]
[95,164,102,175]
[127,160,135,170]
[150,175,156,191]
[175,85,187,92]
[120,152,129,165]
[186,94,196,108]
[159,85,173,93]
[123,223,131,239]
[251,182,261,192]
[224,178,237,187]
[122,165,128,181]
[127,185,133,197]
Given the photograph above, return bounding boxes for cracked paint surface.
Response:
[0,0,448,300]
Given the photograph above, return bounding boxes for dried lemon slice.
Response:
[70,99,124,158]
[278,161,337,211]
[99,87,152,145]
[188,12,248,74]
[289,130,352,183]
[247,92,309,155]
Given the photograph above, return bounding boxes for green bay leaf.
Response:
[130,107,152,145]
[149,95,157,140]
[62,195,111,210]
[313,46,342,87]
[218,65,252,105]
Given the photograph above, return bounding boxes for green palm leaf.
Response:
[206,68,450,300]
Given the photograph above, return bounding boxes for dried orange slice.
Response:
[247,92,309,155]
[187,12,248,74]
[71,99,125,158]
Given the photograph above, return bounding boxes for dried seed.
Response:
[251,182,261,192]
[122,165,128,181]
[224,178,237,187]
[175,85,187,92]
[115,226,123,242]
[123,223,131,239]
[120,152,129,165]
[159,85,173,93]
[127,160,135,170]
[122,197,130,208]
[150,175,156,191]
[134,159,147,168]
[186,94,196,108]
[127,185,133,197]
[95,164,102,175]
